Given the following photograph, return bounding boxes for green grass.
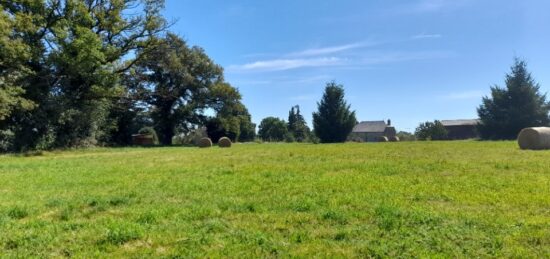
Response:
[0,141,549,257]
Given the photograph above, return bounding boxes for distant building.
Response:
[349,120,397,142]
[440,119,480,140]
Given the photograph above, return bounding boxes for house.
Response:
[348,120,397,142]
[440,119,480,140]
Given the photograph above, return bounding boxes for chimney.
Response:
[387,119,391,126]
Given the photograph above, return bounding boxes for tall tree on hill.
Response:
[287,105,310,142]
[312,82,357,143]
[477,59,550,140]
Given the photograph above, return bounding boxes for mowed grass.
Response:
[0,141,549,258]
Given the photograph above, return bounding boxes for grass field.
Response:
[0,141,549,257]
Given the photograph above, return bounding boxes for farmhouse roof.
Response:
[440,119,480,127]
[352,121,388,133]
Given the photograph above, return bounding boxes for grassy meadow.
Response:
[0,141,549,257]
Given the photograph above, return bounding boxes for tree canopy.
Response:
[312,82,357,143]
[287,105,310,142]
[0,0,253,151]
[477,59,550,140]
[258,117,287,142]
[415,120,448,141]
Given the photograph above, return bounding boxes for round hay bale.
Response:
[518,127,550,150]
[198,137,212,148]
[389,136,400,142]
[377,136,389,142]
[218,137,232,148]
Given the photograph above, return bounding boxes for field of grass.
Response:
[0,141,549,257]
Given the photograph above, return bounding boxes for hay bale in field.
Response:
[198,137,213,148]
[518,127,550,150]
[389,136,400,142]
[218,137,232,148]
[377,136,389,142]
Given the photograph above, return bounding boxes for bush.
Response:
[415,121,448,141]
[285,132,295,143]
[258,117,287,142]
[397,131,416,141]
[0,129,14,152]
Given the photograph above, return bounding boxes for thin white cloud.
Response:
[412,33,442,40]
[441,90,485,100]
[289,41,376,57]
[228,57,344,72]
[232,75,332,86]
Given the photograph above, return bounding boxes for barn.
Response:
[441,119,480,140]
[348,120,397,142]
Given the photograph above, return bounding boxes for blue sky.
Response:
[164,0,550,132]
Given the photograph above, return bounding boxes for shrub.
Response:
[415,121,448,141]
[284,132,295,143]
[397,131,416,141]
[258,117,287,142]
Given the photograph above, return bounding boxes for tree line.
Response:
[260,59,549,143]
[1,1,546,151]
[414,58,549,141]
[258,82,357,143]
[0,0,254,152]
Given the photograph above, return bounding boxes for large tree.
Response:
[287,105,310,142]
[312,82,357,143]
[1,0,167,150]
[258,117,287,142]
[477,59,550,140]
[206,82,255,142]
[0,11,35,122]
[134,33,224,145]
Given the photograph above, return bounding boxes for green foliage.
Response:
[102,222,144,245]
[0,10,35,121]
[6,207,29,220]
[284,132,296,143]
[397,131,416,141]
[0,0,167,151]
[287,105,311,142]
[0,142,548,257]
[312,82,357,143]
[415,120,448,140]
[134,33,223,145]
[208,83,256,142]
[477,59,550,140]
[258,117,288,141]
